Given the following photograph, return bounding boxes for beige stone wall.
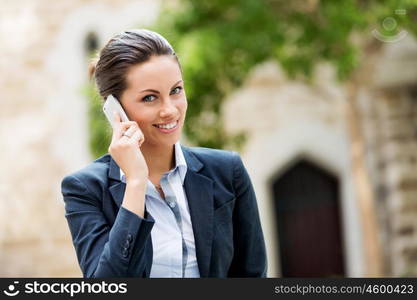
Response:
[358,36,417,276]
[222,36,417,277]
[0,0,160,276]
[381,91,417,276]
[222,61,364,277]
[361,89,417,276]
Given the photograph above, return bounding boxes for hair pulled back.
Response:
[90,29,178,101]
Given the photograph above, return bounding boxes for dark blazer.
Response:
[61,146,267,278]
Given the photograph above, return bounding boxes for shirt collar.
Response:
[120,141,188,184]
[174,141,187,183]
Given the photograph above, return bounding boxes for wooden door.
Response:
[272,160,345,277]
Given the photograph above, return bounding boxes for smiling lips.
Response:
[152,120,179,133]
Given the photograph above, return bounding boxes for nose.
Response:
[159,98,177,119]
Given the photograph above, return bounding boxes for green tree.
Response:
[87,0,417,155]
[154,0,417,149]
[84,81,112,159]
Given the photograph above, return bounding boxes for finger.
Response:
[123,125,137,138]
[112,124,135,144]
[138,134,145,147]
[130,128,145,147]
[136,127,145,146]
[129,125,145,145]
[117,122,139,139]
[120,121,139,129]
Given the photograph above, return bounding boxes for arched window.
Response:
[85,32,99,56]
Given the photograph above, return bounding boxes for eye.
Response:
[170,86,182,95]
[142,95,156,102]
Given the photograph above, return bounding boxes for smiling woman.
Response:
[120,55,187,149]
[61,29,267,278]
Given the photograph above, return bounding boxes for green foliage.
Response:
[86,0,417,156]
[83,82,112,158]
[152,0,417,150]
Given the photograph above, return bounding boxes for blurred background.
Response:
[1,0,417,277]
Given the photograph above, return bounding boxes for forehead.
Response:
[125,55,182,90]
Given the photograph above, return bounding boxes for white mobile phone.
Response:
[103,94,130,128]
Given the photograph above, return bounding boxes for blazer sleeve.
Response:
[61,174,154,278]
[228,153,267,277]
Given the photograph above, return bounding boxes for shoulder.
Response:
[182,146,246,183]
[63,154,111,182]
[61,154,112,196]
[183,146,240,168]
[183,146,253,197]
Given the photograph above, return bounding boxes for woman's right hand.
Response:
[108,112,149,185]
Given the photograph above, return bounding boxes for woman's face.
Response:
[119,55,187,148]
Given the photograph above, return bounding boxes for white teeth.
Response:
[155,121,177,129]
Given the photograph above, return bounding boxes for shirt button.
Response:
[169,202,176,208]
[127,234,133,242]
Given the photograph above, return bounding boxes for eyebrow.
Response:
[139,80,183,94]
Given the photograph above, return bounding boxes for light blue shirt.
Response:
[120,142,200,277]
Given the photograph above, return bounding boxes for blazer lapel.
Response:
[108,157,125,208]
[182,146,214,277]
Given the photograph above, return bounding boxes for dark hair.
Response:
[89,29,179,101]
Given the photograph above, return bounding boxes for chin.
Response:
[165,136,181,146]
[155,134,181,147]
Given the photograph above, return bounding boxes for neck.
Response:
[141,142,176,176]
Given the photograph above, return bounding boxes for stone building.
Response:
[0,0,416,277]
[0,0,161,277]
[223,36,417,277]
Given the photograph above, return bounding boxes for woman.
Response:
[61,29,267,278]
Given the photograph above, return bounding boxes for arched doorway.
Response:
[272,159,345,277]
